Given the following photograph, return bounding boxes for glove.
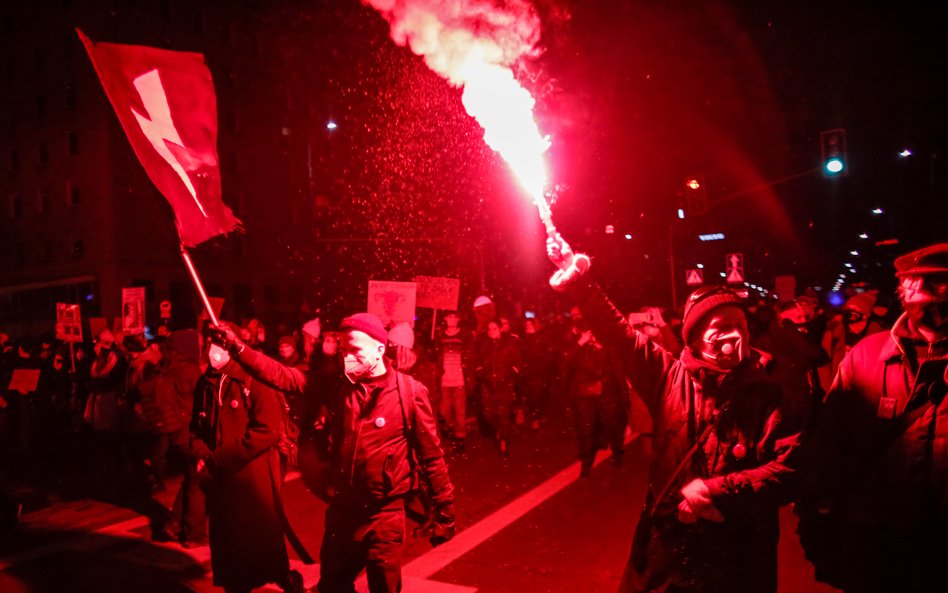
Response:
[415,503,456,547]
[546,233,590,291]
[677,478,724,524]
[206,323,245,355]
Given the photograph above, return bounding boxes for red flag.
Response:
[78,29,241,247]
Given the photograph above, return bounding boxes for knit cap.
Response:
[338,313,388,344]
[387,322,415,350]
[681,286,745,344]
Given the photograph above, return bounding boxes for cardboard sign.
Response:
[89,317,109,340]
[414,276,460,311]
[368,281,417,327]
[8,369,41,394]
[55,303,83,343]
[122,287,146,335]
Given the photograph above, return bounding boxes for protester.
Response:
[189,324,302,593]
[211,312,456,593]
[519,316,554,430]
[434,311,476,450]
[797,243,948,593]
[547,232,801,593]
[474,319,522,457]
[564,320,628,477]
[818,290,887,391]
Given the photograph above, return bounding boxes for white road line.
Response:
[403,434,639,580]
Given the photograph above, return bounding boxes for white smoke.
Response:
[363,0,542,87]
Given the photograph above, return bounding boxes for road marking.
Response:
[403,433,638,580]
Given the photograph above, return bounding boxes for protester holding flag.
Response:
[210,313,456,593]
[189,327,303,593]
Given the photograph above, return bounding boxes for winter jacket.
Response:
[474,335,522,394]
[571,280,800,593]
[189,361,289,590]
[799,313,948,591]
[236,348,454,508]
[140,351,201,435]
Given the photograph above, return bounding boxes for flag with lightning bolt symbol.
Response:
[78,29,241,247]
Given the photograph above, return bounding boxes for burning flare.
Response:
[364,0,551,202]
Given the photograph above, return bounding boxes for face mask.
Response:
[700,328,746,370]
[343,352,380,381]
[208,344,230,369]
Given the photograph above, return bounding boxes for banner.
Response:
[122,287,146,335]
[55,303,83,343]
[78,29,241,246]
[8,370,41,395]
[414,276,460,311]
[368,281,417,328]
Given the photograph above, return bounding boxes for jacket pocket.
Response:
[381,451,395,495]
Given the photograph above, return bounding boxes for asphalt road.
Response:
[0,415,837,593]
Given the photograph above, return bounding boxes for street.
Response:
[0,417,836,593]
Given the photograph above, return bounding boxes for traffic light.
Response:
[684,175,708,215]
[820,128,847,177]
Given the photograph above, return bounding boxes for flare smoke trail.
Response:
[363,0,551,201]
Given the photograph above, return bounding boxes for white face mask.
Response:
[340,331,384,382]
[208,344,230,370]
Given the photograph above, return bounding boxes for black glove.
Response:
[205,324,245,355]
[427,503,456,547]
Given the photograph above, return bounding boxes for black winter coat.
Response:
[190,362,289,590]
[572,280,800,593]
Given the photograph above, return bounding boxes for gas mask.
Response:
[208,344,230,370]
[699,328,747,370]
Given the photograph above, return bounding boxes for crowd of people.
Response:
[1,240,946,593]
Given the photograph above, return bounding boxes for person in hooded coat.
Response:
[547,233,801,593]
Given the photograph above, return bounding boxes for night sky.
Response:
[291,0,948,312]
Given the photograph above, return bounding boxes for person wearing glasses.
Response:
[797,243,948,593]
[547,233,800,593]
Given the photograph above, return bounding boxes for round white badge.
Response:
[375,417,386,428]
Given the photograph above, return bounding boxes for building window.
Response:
[65,83,77,108]
[67,182,80,206]
[39,142,49,165]
[38,188,50,213]
[10,193,22,218]
[68,131,79,155]
[36,93,47,117]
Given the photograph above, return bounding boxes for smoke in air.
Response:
[363,0,551,201]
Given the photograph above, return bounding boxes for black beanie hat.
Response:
[338,313,388,344]
[681,286,745,345]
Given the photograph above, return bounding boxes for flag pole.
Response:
[179,244,220,327]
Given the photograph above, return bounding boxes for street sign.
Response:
[726,253,744,284]
[685,269,704,286]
